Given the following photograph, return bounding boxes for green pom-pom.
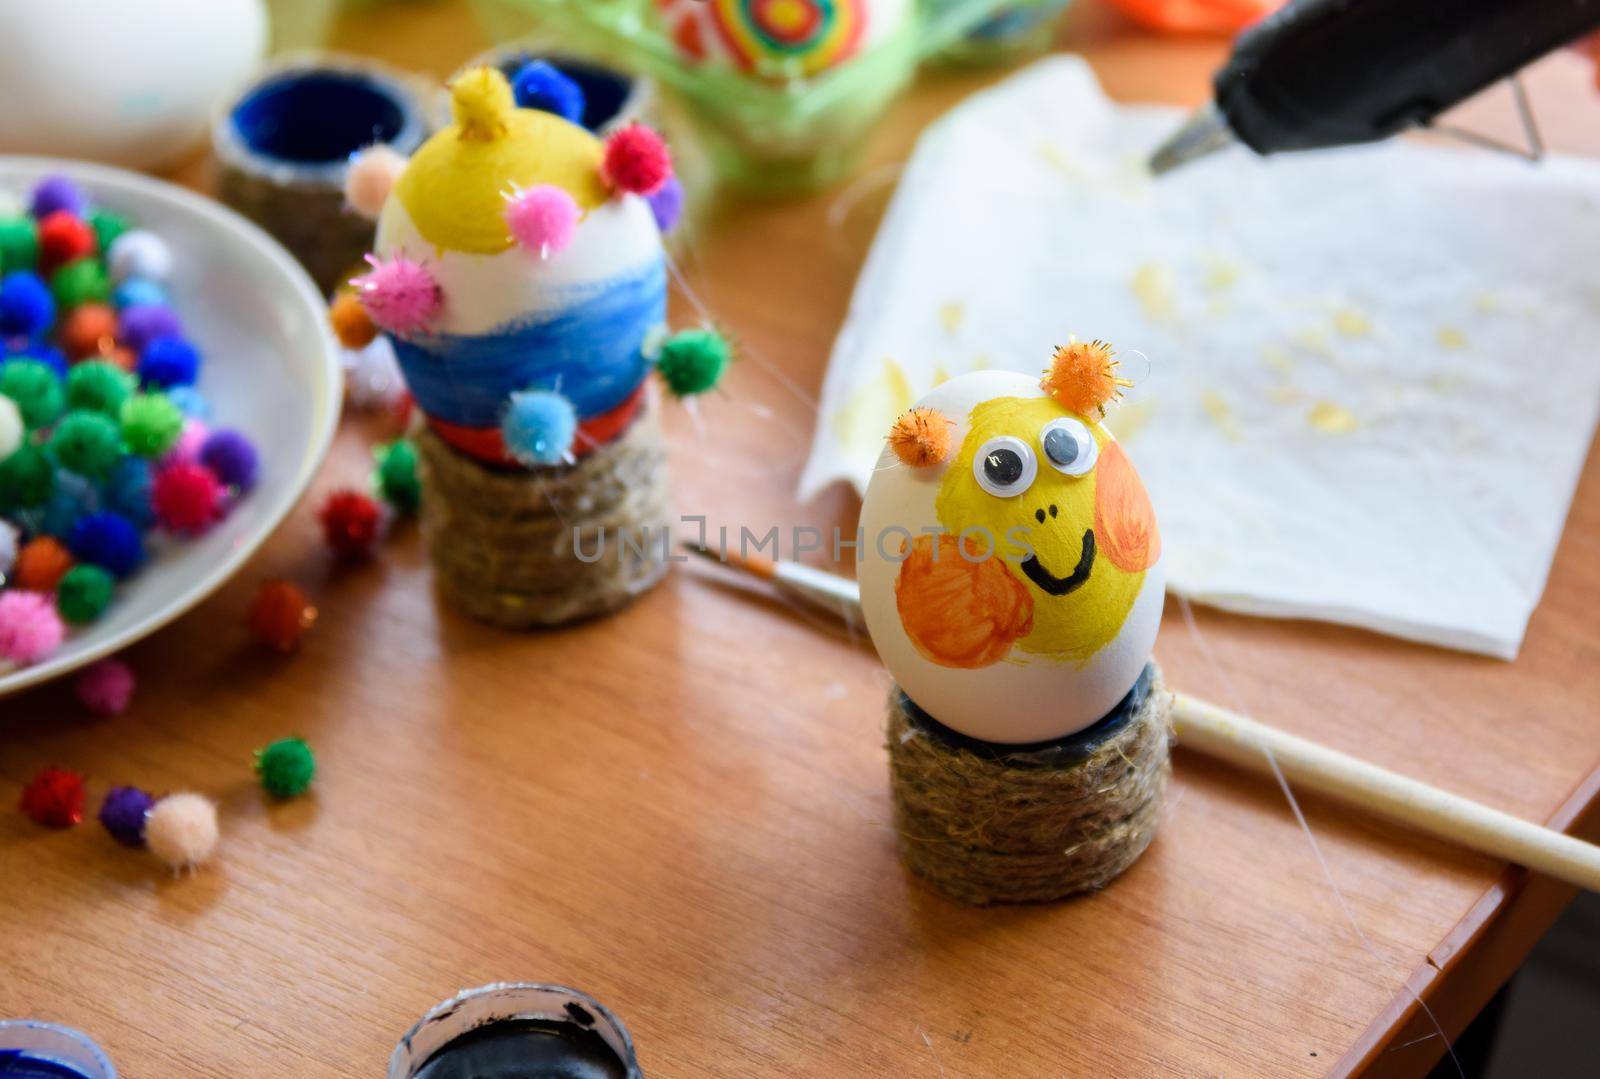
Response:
[0,444,57,511]
[88,209,129,253]
[0,216,38,273]
[254,736,317,798]
[373,439,421,514]
[0,359,65,429]
[51,257,111,309]
[56,564,115,625]
[656,329,731,397]
[49,410,124,478]
[66,361,135,417]
[120,393,183,457]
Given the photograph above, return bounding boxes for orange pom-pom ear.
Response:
[1041,339,1132,418]
[329,291,377,349]
[894,533,1033,669]
[887,407,955,467]
[1093,440,1161,573]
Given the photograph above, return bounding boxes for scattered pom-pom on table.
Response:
[319,489,384,559]
[254,736,317,798]
[98,784,154,846]
[248,579,317,652]
[76,657,136,715]
[144,792,219,871]
[374,439,421,515]
[19,766,86,828]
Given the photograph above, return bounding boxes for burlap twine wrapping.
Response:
[416,407,672,629]
[888,663,1172,905]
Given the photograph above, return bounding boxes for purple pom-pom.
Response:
[98,784,154,846]
[199,428,258,492]
[505,185,579,257]
[118,305,184,354]
[645,176,684,234]
[31,175,89,220]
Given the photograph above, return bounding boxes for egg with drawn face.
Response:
[859,349,1163,744]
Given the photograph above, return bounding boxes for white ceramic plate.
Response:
[0,157,341,697]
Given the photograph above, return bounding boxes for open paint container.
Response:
[0,1020,116,1079]
[388,984,642,1079]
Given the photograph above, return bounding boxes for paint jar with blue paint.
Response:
[0,1020,117,1079]
[388,984,642,1079]
[213,55,431,292]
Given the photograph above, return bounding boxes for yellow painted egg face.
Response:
[859,369,1165,744]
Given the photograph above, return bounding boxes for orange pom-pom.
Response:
[1040,339,1130,418]
[14,536,74,592]
[887,407,955,467]
[59,303,120,359]
[329,291,378,350]
[248,579,317,652]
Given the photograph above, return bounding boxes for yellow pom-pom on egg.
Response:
[1040,339,1132,418]
[887,406,954,467]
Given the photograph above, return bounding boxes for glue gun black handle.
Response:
[1217,0,1600,155]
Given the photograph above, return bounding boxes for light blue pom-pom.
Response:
[164,385,210,419]
[501,390,577,466]
[113,277,168,311]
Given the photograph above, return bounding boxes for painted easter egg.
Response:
[656,0,911,77]
[367,68,668,463]
[858,359,1164,745]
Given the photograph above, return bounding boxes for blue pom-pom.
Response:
[0,271,55,337]
[199,428,258,491]
[31,175,88,219]
[68,510,145,578]
[34,470,100,539]
[10,344,69,380]
[502,390,577,466]
[165,385,210,419]
[511,61,586,125]
[138,335,201,388]
[113,277,168,311]
[103,455,154,529]
[645,175,684,234]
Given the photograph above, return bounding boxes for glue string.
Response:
[825,161,905,257]
[1175,595,1463,1078]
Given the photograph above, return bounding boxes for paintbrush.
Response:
[683,548,1600,893]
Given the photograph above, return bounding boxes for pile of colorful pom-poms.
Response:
[17,734,317,874]
[0,173,260,671]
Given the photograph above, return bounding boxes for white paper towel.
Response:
[800,57,1600,658]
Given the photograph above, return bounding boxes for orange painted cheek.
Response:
[894,533,1034,669]
[1093,441,1161,573]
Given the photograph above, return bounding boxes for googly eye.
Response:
[1040,417,1098,476]
[973,435,1037,498]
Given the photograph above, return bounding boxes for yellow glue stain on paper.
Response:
[938,302,964,335]
[1268,385,1303,405]
[1131,263,1176,323]
[1106,397,1155,443]
[1437,326,1468,349]
[931,364,952,388]
[1290,326,1334,359]
[1308,401,1359,434]
[1037,142,1081,177]
[1262,344,1295,373]
[1332,308,1371,338]
[834,358,913,457]
[970,354,992,371]
[1201,389,1242,442]
[1474,292,1500,313]
[1201,256,1241,292]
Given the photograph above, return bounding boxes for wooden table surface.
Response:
[5,3,1600,1076]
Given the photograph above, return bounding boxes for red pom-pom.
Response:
[247,579,317,651]
[20,766,86,828]
[318,489,383,559]
[37,211,97,272]
[151,461,223,535]
[602,124,673,196]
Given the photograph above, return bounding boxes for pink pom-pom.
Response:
[505,185,580,257]
[0,590,66,666]
[76,658,136,716]
[345,145,407,219]
[602,124,673,196]
[354,254,442,337]
[151,461,223,535]
[164,417,209,467]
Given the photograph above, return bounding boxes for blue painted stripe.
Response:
[392,260,666,427]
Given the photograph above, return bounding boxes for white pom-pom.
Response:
[0,520,18,577]
[108,230,174,285]
[145,792,219,872]
[0,395,22,460]
[341,336,406,411]
[345,145,408,220]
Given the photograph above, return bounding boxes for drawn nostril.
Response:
[1035,508,1046,524]
[1048,504,1058,518]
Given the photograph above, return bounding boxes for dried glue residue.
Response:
[1202,256,1241,292]
[833,358,913,458]
[1308,401,1359,434]
[1332,308,1371,338]
[1290,326,1334,359]
[938,302,964,335]
[1106,398,1155,443]
[1201,389,1241,442]
[1130,263,1176,323]
[1261,344,1295,373]
[1268,385,1303,405]
[1437,326,1468,349]
[1474,292,1501,314]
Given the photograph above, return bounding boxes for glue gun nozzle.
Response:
[1149,103,1236,177]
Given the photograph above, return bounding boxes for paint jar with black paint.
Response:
[388,984,642,1079]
